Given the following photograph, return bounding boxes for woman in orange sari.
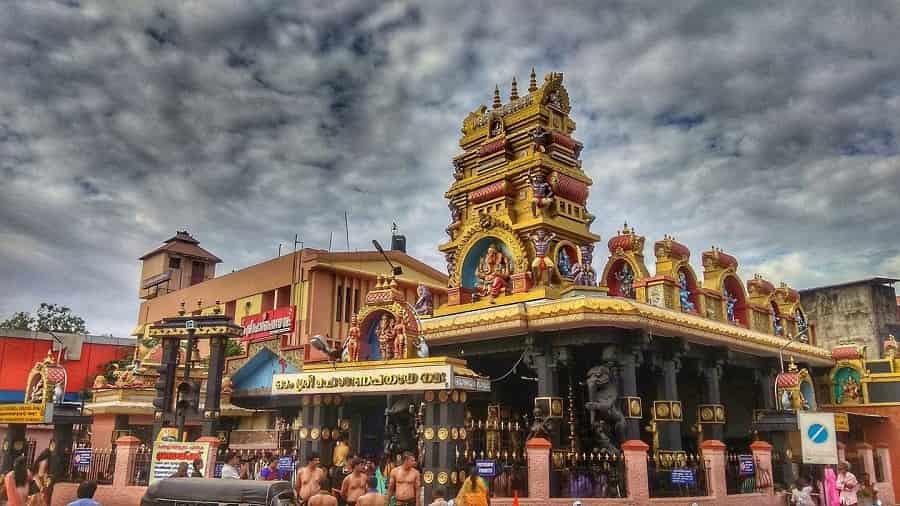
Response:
[4,456,31,506]
[455,466,490,506]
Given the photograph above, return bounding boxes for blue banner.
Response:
[738,454,755,476]
[73,448,92,472]
[671,468,695,486]
[475,459,497,478]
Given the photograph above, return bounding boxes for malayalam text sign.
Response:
[0,404,49,424]
[272,364,453,395]
[149,441,212,484]
[241,306,295,342]
[798,412,838,465]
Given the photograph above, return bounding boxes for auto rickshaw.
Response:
[140,478,297,506]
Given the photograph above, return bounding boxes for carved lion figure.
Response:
[584,365,626,444]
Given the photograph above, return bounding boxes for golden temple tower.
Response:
[439,71,600,309]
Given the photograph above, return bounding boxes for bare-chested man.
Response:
[341,458,368,505]
[388,452,421,506]
[297,454,326,505]
[357,476,386,506]
[307,478,337,506]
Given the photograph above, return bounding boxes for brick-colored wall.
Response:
[51,483,146,506]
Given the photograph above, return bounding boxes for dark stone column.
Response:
[754,368,777,411]
[1,423,26,473]
[655,357,683,451]
[49,423,74,499]
[422,391,465,504]
[298,395,340,470]
[202,336,226,437]
[700,362,724,441]
[152,336,180,440]
[618,348,642,441]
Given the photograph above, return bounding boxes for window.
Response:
[169,257,181,269]
[345,285,352,322]
[336,285,344,322]
[354,288,360,316]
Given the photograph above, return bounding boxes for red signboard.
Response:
[241,306,295,342]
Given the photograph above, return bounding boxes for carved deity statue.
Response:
[724,289,738,322]
[571,244,597,286]
[414,284,433,316]
[584,366,626,444]
[446,202,462,238]
[842,376,861,402]
[613,263,635,298]
[393,310,408,359]
[528,168,555,218]
[529,229,557,287]
[678,271,696,312]
[557,248,573,278]
[445,251,457,287]
[476,244,511,302]
[590,420,617,454]
[774,315,784,336]
[527,406,552,441]
[377,314,395,360]
[345,314,361,362]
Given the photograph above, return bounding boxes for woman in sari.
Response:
[4,456,31,506]
[455,466,490,506]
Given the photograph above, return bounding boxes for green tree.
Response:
[0,303,87,333]
[225,338,244,357]
[0,311,36,330]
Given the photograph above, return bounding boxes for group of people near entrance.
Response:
[789,461,873,506]
[292,451,424,506]
[2,452,99,506]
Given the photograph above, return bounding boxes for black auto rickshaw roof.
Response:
[141,478,294,505]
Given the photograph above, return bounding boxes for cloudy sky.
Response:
[2,1,899,336]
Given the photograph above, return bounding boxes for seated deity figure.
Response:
[842,376,861,402]
[476,244,511,302]
[678,271,696,312]
[614,262,635,298]
[377,314,394,360]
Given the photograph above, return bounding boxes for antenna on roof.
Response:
[294,234,303,251]
[344,211,350,251]
[329,232,334,252]
[277,243,282,257]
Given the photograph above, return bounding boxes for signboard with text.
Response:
[74,448,92,472]
[798,412,838,465]
[0,403,51,424]
[476,460,497,478]
[738,455,755,476]
[671,468,695,486]
[149,441,212,484]
[241,306,296,342]
[272,364,455,395]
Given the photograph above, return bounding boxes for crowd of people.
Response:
[789,461,879,506]
[207,448,491,506]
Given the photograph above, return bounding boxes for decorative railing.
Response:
[63,447,115,485]
[647,451,708,498]
[128,447,152,486]
[551,449,626,499]
[726,451,761,494]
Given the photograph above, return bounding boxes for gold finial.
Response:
[213,300,222,315]
[510,77,519,101]
[787,356,798,372]
[390,276,399,290]
[178,302,186,316]
[197,299,203,310]
[529,67,538,92]
[492,85,501,109]
[376,275,383,289]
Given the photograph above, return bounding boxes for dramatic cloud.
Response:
[1,0,898,335]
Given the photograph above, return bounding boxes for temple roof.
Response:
[139,230,222,262]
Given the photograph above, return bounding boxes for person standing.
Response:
[454,466,490,506]
[29,450,51,506]
[298,454,326,504]
[66,481,100,506]
[220,452,241,479]
[260,457,279,481]
[388,452,421,506]
[341,458,368,505]
[4,456,30,506]
[837,462,860,506]
[375,455,392,497]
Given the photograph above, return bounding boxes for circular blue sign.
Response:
[807,423,828,444]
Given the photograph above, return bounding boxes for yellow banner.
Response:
[0,404,47,424]
[834,412,850,432]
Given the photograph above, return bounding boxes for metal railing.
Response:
[63,447,115,485]
[726,452,762,494]
[129,447,153,486]
[647,451,709,498]
[551,450,626,499]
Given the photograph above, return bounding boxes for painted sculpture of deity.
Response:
[476,244,511,301]
[445,251,457,287]
[571,244,597,286]
[393,310,408,359]
[724,289,737,322]
[377,314,395,360]
[557,248,573,278]
[842,376,861,402]
[529,229,557,287]
[528,168,555,218]
[345,314,361,362]
[774,315,784,336]
[414,284,433,316]
[678,271,696,312]
[614,262,635,298]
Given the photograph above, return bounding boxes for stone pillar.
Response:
[112,436,142,488]
[422,391,465,504]
[837,442,846,464]
[855,443,876,484]
[699,362,724,442]
[619,349,642,441]
[1,423,27,472]
[750,440,774,496]
[525,438,551,501]
[202,336,227,437]
[622,439,650,503]
[49,424,74,485]
[196,436,222,478]
[700,439,727,499]
[655,357,683,451]
[754,368,776,411]
[876,445,893,482]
